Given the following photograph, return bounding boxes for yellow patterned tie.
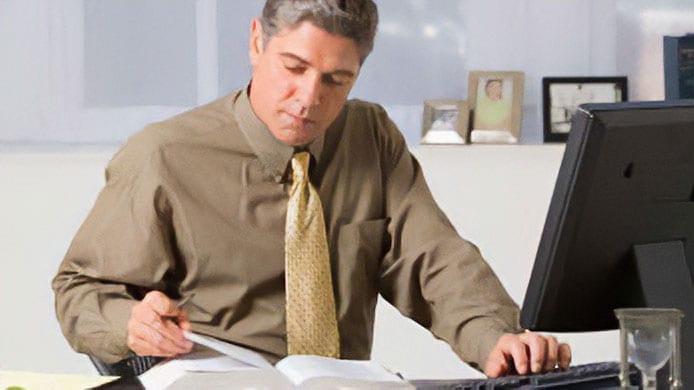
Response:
[285,151,340,358]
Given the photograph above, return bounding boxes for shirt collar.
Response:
[232,84,324,182]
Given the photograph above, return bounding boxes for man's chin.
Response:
[272,128,321,147]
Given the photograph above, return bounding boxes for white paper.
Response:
[138,350,257,389]
[275,355,403,387]
[183,331,273,368]
[177,354,254,372]
[161,369,294,390]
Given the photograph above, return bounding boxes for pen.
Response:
[177,292,196,309]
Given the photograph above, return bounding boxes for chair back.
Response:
[89,354,163,376]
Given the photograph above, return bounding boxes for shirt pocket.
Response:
[333,218,389,307]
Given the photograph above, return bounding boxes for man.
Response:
[53,0,570,378]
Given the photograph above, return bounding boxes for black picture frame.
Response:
[542,77,628,142]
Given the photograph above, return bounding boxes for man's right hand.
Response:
[127,291,194,357]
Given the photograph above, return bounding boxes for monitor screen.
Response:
[520,100,694,382]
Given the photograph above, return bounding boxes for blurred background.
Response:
[1,0,693,147]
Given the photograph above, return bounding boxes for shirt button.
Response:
[274,175,283,183]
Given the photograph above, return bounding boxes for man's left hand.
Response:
[484,330,571,377]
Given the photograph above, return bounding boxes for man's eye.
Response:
[285,66,305,74]
[322,74,346,86]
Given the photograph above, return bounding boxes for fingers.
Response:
[519,332,572,373]
[177,308,192,332]
[508,336,530,374]
[484,331,572,377]
[483,342,512,377]
[518,332,547,373]
[127,291,193,357]
[484,333,527,377]
[127,320,189,357]
[543,335,559,371]
[558,342,572,369]
[143,290,179,316]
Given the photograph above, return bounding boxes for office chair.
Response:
[89,354,164,376]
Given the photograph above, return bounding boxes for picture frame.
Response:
[664,34,694,100]
[543,76,628,142]
[468,71,524,144]
[420,99,469,145]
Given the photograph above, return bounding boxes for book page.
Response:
[275,355,406,387]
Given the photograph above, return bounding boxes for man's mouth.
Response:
[284,111,313,126]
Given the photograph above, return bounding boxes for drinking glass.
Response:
[614,308,683,390]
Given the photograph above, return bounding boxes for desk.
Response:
[1,370,635,389]
[0,371,115,390]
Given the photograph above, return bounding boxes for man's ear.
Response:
[249,18,264,67]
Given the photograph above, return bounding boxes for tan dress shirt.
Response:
[52,87,520,370]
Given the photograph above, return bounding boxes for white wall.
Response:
[1,149,112,374]
[0,145,619,378]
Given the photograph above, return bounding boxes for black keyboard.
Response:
[410,361,639,389]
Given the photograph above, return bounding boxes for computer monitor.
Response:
[520,100,694,384]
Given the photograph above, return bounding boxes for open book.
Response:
[138,331,413,389]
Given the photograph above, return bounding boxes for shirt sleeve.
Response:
[373,107,522,371]
[52,129,181,363]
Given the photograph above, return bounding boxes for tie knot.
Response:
[292,151,311,182]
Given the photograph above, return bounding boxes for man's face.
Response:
[486,80,503,101]
[248,20,361,146]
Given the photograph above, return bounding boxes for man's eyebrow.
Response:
[279,52,356,78]
[280,52,309,65]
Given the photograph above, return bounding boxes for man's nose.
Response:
[296,74,322,109]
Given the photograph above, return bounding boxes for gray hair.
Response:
[260,0,378,64]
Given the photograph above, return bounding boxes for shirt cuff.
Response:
[455,320,521,371]
[95,298,136,363]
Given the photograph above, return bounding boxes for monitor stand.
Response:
[633,241,693,389]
